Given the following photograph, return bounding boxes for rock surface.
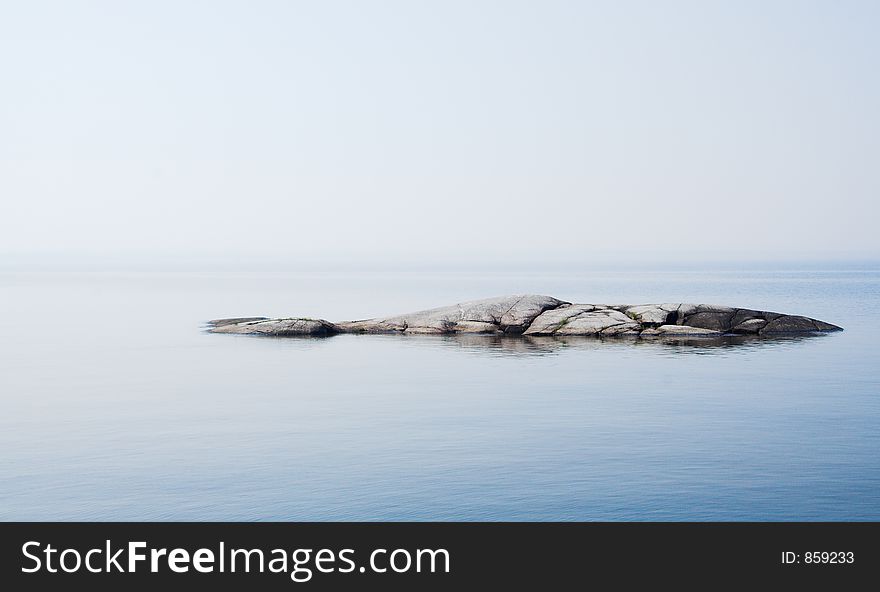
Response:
[336,295,564,335]
[209,318,338,336]
[208,295,842,337]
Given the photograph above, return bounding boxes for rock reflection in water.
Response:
[352,331,830,357]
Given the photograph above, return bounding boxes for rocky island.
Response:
[208,295,841,338]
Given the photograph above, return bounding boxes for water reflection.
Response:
[416,332,832,356]
[252,330,834,357]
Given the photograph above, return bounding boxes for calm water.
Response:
[1,267,878,520]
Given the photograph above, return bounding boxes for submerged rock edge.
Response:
[207,295,843,338]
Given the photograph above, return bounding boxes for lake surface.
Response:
[1,266,878,520]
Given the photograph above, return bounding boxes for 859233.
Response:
[804,551,854,564]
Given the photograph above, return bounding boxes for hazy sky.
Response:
[1,1,878,266]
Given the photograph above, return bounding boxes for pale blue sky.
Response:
[1,1,878,266]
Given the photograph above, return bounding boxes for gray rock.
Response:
[675,303,699,320]
[337,317,408,333]
[681,311,731,331]
[554,310,641,335]
[208,317,268,328]
[599,323,642,336]
[656,324,721,336]
[761,315,820,333]
[522,304,598,335]
[210,318,338,336]
[498,295,569,333]
[208,295,842,338]
[623,304,679,326]
[730,309,765,327]
[731,318,767,334]
[445,320,501,333]
[813,319,843,331]
[337,295,565,335]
